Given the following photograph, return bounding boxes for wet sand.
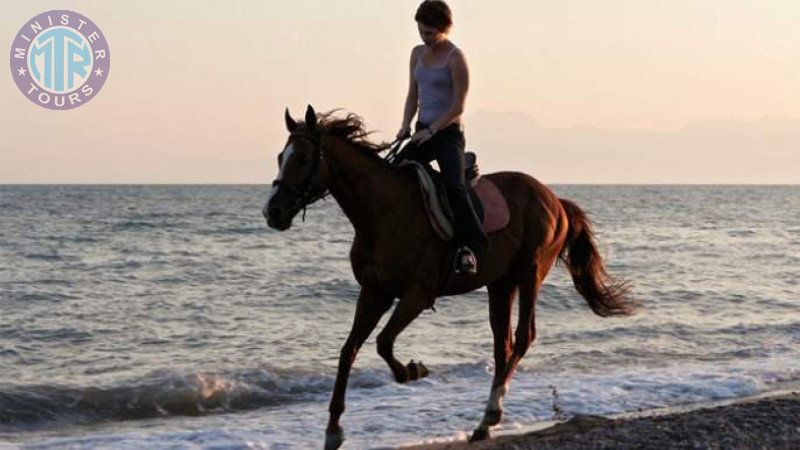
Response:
[404,392,799,450]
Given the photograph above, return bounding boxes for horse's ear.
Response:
[305,104,318,130]
[285,108,298,132]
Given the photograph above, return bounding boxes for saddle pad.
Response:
[474,177,510,233]
[402,161,510,241]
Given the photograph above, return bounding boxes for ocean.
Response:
[0,185,798,449]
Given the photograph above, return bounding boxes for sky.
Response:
[1,0,798,183]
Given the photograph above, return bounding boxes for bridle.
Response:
[270,131,409,222]
[270,131,330,221]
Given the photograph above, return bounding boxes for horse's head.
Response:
[263,105,331,230]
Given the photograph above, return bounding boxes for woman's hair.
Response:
[415,1,453,33]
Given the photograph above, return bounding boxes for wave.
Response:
[0,366,388,432]
[4,292,79,303]
[0,361,494,431]
[196,226,272,236]
[110,220,189,232]
[110,221,160,231]
[21,253,63,262]
[2,357,799,441]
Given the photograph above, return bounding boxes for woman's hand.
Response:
[396,125,412,140]
[410,127,434,144]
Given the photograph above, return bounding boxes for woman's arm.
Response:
[398,46,422,138]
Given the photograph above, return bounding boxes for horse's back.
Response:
[484,171,563,215]
[483,171,568,251]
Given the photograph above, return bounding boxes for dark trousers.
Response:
[396,122,486,252]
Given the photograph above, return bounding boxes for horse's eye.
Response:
[298,155,311,165]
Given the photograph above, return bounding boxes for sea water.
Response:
[0,185,798,449]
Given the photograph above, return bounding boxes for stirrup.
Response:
[454,246,478,274]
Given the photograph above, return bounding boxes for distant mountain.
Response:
[464,111,799,184]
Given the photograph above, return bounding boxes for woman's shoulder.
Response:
[447,43,467,65]
[409,44,425,64]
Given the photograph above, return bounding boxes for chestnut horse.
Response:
[264,106,637,449]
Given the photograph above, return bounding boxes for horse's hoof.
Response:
[418,361,429,378]
[324,430,344,450]
[406,360,430,381]
[469,428,490,442]
[485,409,503,426]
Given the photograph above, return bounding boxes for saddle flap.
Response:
[401,161,455,240]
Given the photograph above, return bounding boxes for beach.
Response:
[405,392,800,450]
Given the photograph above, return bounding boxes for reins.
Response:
[383,136,409,164]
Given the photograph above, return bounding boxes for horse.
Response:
[264,105,637,449]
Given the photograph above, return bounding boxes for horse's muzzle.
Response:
[264,203,292,231]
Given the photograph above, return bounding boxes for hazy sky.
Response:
[1,0,798,183]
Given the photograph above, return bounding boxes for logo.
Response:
[9,10,110,110]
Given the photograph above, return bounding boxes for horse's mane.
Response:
[300,110,392,163]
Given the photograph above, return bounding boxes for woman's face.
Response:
[417,22,445,47]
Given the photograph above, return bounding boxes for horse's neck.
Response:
[325,139,412,235]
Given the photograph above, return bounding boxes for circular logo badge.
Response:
[9,10,110,110]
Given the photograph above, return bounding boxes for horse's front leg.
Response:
[376,291,432,383]
[325,288,392,450]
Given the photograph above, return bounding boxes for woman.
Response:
[396,0,485,274]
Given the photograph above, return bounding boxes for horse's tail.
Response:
[558,198,638,317]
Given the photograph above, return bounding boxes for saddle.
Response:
[400,152,510,242]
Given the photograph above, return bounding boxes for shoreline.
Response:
[401,391,800,449]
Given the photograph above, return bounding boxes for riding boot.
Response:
[446,185,487,274]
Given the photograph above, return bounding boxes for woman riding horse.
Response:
[396,0,485,274]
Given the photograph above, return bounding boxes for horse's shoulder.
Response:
[349,236,381,273]
[349,237,401,291]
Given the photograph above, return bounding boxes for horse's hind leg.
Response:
[477,278,518,429]
[376,291,432,383]
[471,263,541,442]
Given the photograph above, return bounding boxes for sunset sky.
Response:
[2,0,798,183]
